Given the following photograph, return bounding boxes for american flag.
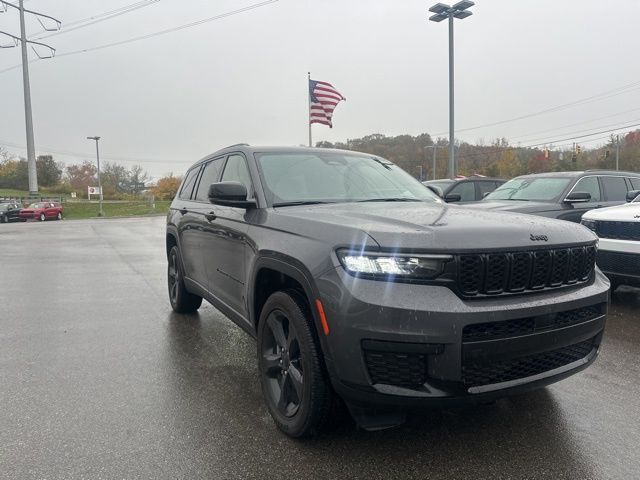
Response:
[309,79,346,128]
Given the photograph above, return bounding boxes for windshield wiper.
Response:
[272,201,334,207]
[356,198,421,203]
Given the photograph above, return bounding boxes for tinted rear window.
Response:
[601,176,628,201]
[179,166,201,200]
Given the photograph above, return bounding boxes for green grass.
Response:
[62,201,171,219]
[0,188,30,198]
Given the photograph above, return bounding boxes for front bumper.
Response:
[596,241,640,286]
[316,267,610,407]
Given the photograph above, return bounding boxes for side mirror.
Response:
[482,191,491,199]
[444,193,462,203]
[208,181,256,209]
[564,191,591,203]
[626,189,640,202]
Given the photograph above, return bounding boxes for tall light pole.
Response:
[428,1,474,179]
[87,136,103,217]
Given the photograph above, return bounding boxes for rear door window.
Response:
[194,158,224,202]
[628,177,640,190]
[572,176,601,202]
[179,166,201,200]
[600,176,628,201]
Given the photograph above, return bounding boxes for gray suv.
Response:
[166,145,609,437]
[467,170,640,223]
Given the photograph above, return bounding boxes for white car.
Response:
[582,189,640,289]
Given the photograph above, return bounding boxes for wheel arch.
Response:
[249,255,329,354]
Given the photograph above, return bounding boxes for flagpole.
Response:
[307,71,312,147]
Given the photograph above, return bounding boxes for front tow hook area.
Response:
[345,403,407,431]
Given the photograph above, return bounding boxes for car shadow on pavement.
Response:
[162,310,599,479]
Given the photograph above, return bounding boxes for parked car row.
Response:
[0,201,63,223]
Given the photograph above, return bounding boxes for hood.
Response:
[273,202,596,251]
[462,200,559,215]
[582,202,640,222]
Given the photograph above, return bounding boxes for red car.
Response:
[19,202,63,221]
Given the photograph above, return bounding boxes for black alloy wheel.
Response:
[167,246,202,313]
[257,291,333,437]
[261,309,304,418]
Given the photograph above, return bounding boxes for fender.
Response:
[248,253,333,363]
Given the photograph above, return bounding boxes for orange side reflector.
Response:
[315,299,330,336]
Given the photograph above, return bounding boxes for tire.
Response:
[1,215,7,224]
[257,290,333,438]
[167,246,202,313]
[39,213,46,222]
[57,212,62,220]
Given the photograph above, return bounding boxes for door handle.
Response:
[205,212,216,222]
[179,207,188,215]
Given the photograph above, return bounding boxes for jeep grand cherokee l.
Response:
[166,145,609,437]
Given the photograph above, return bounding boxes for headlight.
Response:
[336,250,451,280]
[581,219,597,233]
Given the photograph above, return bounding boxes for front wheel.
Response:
[1,215,7,224]
[257,291,333,438]
[167,246,202,313]
[39,213,46,222]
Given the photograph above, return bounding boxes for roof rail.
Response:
[585,169,639,174]
[223,143,249,149]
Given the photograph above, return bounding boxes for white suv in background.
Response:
[582,189,640,289]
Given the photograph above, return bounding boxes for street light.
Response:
[86,136,103,217]
[429,0,474,178]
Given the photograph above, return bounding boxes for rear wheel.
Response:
[56,212,62,220]
[167,246,202,313]
[257,291,333,438]
[39,213,46,222]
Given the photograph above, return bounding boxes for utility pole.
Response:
[615,134,620,171]
[87,137,104,217]
[0,0,61,195]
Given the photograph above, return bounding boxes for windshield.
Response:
[256,152,441,205]
[485,177,571,201]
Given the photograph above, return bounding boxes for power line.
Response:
[508,107,640,141]
[0,0,279,75]
[432,79,640,136]
[31,0,161,41]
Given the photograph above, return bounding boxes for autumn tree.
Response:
[150,174,181,200]
[66,161,97,195]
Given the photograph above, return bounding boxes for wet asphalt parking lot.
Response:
[1,216,639,480]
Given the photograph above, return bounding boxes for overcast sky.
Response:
[1,0,640,179]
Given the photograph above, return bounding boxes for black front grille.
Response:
[596,221,640,241]
[457,246,596,297]
[462,339,595,387]
[364,350,427,388]
[597,250,640,277]
[462,304,604,342]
